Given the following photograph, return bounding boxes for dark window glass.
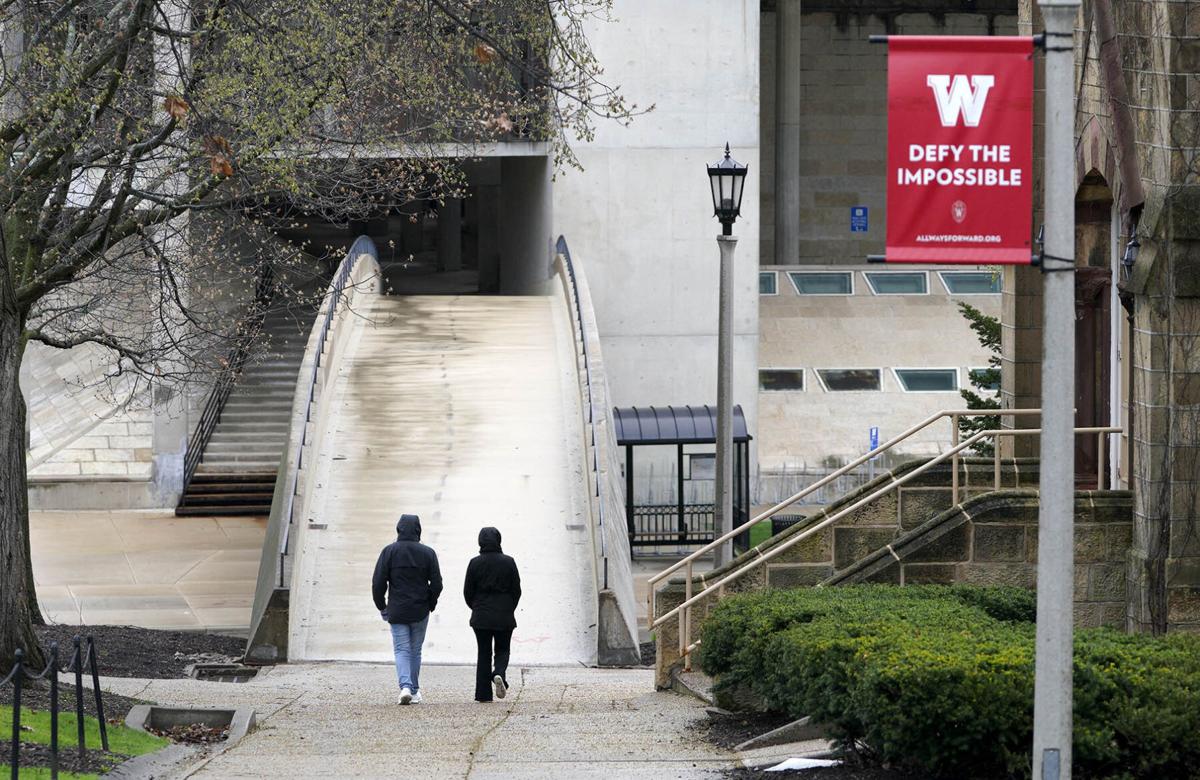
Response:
[817,369,881,391]
[760,369,804,391]
[941,272,1001,294]
[895,369,958,392]
[968,367,1001,391]
[865,272,928,295]
[789,272,852,295]
[759,272,778,295]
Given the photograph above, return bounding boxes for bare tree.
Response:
[0,0,640,670]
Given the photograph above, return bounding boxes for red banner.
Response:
[886,36,1033,264]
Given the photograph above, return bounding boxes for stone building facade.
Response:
[1003,1,1200,633]
[1004,0,1200,633]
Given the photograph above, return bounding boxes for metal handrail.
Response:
[276,236,372,586]
[556,235,610,589]
[648,408,1045,594]
[3,635,109,778]
[180,263,277,495]
[654,424,1122,668]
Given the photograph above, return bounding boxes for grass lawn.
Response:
[747,519,773,548]
[0,766,99,780]
[0,705,166,756]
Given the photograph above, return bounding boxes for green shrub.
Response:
[696,585,1200,779]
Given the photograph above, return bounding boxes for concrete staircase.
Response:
[176,312,314,516]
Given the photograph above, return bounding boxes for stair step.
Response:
[181,492,275,505]
[190,473,277,484]
[186,483,274,495]
[204,444,284,455]
[196,462,281,473]
[176,505,269,517]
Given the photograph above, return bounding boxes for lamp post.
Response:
[707,143,748,568]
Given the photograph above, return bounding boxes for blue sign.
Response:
[850,206,869,233]
[869,426,880,451]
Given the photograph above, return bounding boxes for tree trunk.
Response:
[0,295,43,671]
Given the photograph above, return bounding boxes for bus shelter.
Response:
[613,405,751,553]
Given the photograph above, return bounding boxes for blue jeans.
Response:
[390,618,429,693]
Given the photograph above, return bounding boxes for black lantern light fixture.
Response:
[1121,236,1140,282]
[708,143,748,235]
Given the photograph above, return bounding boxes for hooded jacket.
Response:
[463,527,522,630]
[372,515,443,624]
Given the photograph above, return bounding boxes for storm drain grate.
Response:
[187,663,260,683]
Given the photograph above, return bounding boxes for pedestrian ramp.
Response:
[286,293,598,666]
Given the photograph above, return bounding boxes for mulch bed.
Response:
[16,677,143,722]
[12,741,118,776]
[724,767,919,779]
[697,711,919,780]
[34,624,245,679]
[147,723,229,745]
[695,710,797,750]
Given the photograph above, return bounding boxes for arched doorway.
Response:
[1075,170,1115,487]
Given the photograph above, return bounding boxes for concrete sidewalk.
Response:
[31,510,265,633]
[98,663,733,779]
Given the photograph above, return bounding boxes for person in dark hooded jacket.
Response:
[463,527,521,702]
[373,514,442,705]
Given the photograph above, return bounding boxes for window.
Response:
[687,454,715,480]
[940,271,1002,295]
[789,271,853,295]
[968,367,1001,391]
[816,369,881,391]
[759,271,778,295]
[864,271,928,295]
[894,368,959,392]
[759,369,805,391]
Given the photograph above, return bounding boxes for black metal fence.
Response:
[630,504,716,548]
[1,636,108,779]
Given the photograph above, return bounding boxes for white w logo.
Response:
[926,74,995,127]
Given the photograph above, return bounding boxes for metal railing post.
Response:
[951,414,960,502]
[49,643,59,780]
[10,649,22,780]
[1097,431,1106,490]
[87,637,108,750]
[73,636,85,760]
[994,440,1002,491]
[683,561,693,671]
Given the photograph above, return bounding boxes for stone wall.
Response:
[654,455,1043,684]
[761,4,1017,266]
[1006,0,1200,633]
[831,490,1133,629]
[654,476,1134,685]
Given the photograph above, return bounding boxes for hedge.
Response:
[697,586,1200,779]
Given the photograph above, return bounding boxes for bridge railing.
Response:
[246,236,381,663]
[553,236,640,665]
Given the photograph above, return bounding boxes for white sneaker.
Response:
[410,691,423,704]
[493,675,506,700]
[398,687,412,705]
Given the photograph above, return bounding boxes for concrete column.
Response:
[437,198,462,272]
[714,234,737,568]
[477,189,500,293]
[774,0,802,264]
[1033,3,1079,778]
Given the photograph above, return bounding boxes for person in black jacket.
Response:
[372,514,442,705]
[463,527,521,702]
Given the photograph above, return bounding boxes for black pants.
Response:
[473,627,513,701]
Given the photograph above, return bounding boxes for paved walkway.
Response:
[31,510,265,632]
[100,663,733,779]
[290,294,595,666]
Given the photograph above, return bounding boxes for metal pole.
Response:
[1033,3,1079,778]
[714,233,738,568]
